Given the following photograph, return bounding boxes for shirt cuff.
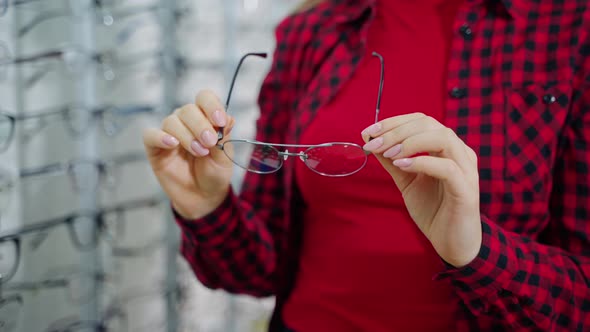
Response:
[173,191,238,248]
[433,216,519,314]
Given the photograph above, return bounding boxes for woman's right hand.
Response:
[143,90,235,219]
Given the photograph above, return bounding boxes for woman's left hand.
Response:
[361,112,482,268]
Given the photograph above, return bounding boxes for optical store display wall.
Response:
[0,1,296,331]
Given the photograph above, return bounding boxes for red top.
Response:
[283,1,463,330]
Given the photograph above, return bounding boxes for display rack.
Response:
[1,1,296,331]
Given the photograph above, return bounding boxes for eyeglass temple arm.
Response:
[372,51,384,125]
[217,52,268,141]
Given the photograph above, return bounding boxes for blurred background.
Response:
[0,0,298,331]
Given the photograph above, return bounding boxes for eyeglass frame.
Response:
[215,51,384,177]
[0,111,15,153]
[19,152,146,191]
[43,306,128,332]
[4,266,117,305]
[0,44,167,88]
[16,0,187,38]
[0,0,40,18]
[0,287,23,332]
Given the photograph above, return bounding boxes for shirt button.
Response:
[543,94,556,104]
[450,87,466,99]
[460,24,473,40]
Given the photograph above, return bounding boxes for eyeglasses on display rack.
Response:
[0,42,170,88]
[19,152,146,192]
[0,103,158,147]
[0,0,40,18]
[5,265,118,305]
[44,307,127,332]
[216,51,385,177]
[0,196,166,285]
[16,0,187,37]
[0,277,23,332]
[0,168,15,226]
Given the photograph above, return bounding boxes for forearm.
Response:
[175,190,278,297]
[436,216,590,330]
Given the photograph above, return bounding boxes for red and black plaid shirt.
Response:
[176,0,590,330]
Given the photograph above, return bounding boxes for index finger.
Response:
[195,89,228,128]
[361,112,428,142]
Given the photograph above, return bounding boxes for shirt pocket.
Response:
[504,83,572,198]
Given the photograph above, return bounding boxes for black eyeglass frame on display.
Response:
[216,51,384,177]
[0,281,23,332]
[0,196,165,285]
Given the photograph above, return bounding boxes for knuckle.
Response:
[467,146,478,162]
[196,89,217,103]
[444,127,456,139]
[161,116,175,130]
[423,116,441,130]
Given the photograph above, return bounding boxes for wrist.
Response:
[172,187,230,220]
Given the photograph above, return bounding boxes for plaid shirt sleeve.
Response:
[435,35,590,330]
[174,17,299,297]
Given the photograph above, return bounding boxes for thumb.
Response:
[375,153,416,188]
[208,115,236,165]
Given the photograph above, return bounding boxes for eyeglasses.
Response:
[0,196,165,284]
[16,0,186,37]
[19,152,146,192]
[0,44,165,88]
[0,168,15,226]
[0,0,39,18]
[5,265,118,305]
[216,51,385,177]
[0,104,157,148]
[0,293,22,332]
[44,307,127,332]
[0,110,14,153]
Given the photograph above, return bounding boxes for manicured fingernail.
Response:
[393,158,413,168]
[212,110,227,127]
[383,144,402,158]
[201,130,217,147]
[361,123,381,136]
[191,140,210,156]
[362,136,383,151]
[162,135,179,147]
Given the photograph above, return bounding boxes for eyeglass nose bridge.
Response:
[277,149,308,162]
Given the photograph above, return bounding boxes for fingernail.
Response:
[362,137,383,151]
[212,110,227,127]
[383,144,401,158]
[361,123,381,136]
[191,140,210,156]
[162,135,179,147]
[201,130,217,147]
[393,158,413,167]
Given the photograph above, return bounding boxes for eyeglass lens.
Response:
[0,177,13,222]
[304,144,367,176]
[0,240,18,283]
[70,215,100,251]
